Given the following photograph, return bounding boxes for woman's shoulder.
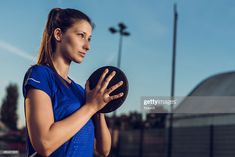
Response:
[27,64,53,74]
[23,64,55,87]
[23,64,55,98]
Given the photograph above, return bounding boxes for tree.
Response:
[1,83,19,130]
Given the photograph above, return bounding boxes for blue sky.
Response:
[0,0,235,128]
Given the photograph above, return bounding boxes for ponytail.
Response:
[37,8,62,72]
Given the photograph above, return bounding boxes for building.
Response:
[167,71,235,157]
[173,71,235,127]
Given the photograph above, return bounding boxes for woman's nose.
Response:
[83,40,90,51]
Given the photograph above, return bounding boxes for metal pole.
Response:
[168,3,178,157]
[109,23,130,157]
[113,33,123,118]
[117,33,123,68]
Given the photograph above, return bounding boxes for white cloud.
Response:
[0,40,35,61]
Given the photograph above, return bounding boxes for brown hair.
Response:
[37,8,94,71]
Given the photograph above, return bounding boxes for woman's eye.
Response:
[78,33,85,39]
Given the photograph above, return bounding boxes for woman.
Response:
[23,8,124,157]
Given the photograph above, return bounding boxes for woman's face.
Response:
[59,20,92,63]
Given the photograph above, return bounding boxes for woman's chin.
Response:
[73,58,84,64]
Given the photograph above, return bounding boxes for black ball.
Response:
[88,66,129,113]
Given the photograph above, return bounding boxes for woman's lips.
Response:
[79,52,86,57]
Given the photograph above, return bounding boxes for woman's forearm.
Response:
[94,113,111,156]
[29,103,96,156]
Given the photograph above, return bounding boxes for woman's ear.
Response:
[54,28,62,42]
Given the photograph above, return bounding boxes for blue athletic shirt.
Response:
[22,64,94,157]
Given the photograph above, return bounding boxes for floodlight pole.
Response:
[109,22,130,155]
[168,3,178,157]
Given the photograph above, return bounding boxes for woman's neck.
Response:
[52,53,71,82]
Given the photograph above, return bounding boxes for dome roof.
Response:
[174,71,235,115]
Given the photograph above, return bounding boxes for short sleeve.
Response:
[23,65,52,98]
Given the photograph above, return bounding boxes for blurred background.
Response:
[0,0,235,156]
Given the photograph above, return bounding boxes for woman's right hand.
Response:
[85,68,124,113]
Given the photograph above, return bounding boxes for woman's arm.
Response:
[93,113,111,157]
[25,89,96,156]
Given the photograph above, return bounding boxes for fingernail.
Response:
[105,68,109,72]
[120,81,123,84]
[112,71,116,75]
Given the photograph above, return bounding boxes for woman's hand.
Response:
[85,68,124,112]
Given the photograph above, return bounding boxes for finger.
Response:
[106,81,123,95]
[85,80,90,92]
[107,92,124,102]
[100,71,116,92]
[96,68,109,89]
